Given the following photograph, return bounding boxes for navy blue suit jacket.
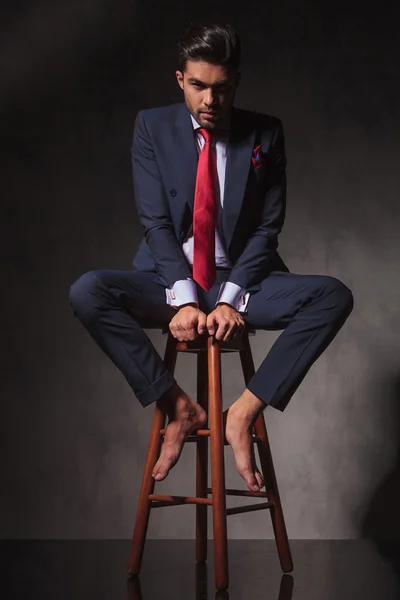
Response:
[131,102,289,294]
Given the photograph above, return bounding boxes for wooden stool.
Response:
[127,326,293,590]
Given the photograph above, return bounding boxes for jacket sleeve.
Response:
[226,121,287,290]
[131,110,193,287]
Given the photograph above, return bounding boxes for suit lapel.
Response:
[173,105,198,215]
[223,107,256,250]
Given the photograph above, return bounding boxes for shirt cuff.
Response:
[215,281,250,313]
[165,278,199,309]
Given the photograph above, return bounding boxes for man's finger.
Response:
[198,314,207,335]
[223,325,236,342]
[179,322,194,341]
[215,320,230,340]
[207,314,217,335]
[187,324,197,340]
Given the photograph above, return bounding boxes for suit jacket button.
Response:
[169,188,177,197]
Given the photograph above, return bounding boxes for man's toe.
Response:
[255,470,264,489]
[242,468,259,491]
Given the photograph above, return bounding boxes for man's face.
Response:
[176,60,240,130]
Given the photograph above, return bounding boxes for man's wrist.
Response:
[215,302,238,312]
[176,302,199,310]
[215,282,249,313]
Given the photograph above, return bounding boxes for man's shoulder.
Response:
[136,102,184,124]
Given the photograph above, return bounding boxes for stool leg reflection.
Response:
[126,562,294,600]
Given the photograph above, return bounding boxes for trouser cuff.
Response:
[136,370,177,408]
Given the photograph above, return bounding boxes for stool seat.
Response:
[128,327,293,591]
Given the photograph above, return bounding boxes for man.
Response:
[69,23,354,494]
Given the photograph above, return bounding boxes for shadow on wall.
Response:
[361,375,400,582]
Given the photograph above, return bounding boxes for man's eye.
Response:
[194,84,204,89]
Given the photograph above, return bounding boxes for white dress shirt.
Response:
[165,114,250,312]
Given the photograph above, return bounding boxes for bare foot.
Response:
[152,392,207,482]
[224,407,264,493]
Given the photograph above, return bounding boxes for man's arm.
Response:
[131,110,195,289]
[225,121,287,290]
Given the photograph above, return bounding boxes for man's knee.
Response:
[323,276,354,316]
[69,270,105,319]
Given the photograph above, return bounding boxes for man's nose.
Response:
[204,89,216,106]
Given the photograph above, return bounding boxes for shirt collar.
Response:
[190,114,201,130]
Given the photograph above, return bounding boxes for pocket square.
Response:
[251,144,264,169]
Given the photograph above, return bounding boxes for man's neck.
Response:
[189,109,232,132]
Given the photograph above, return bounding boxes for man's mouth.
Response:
[201,111,218,118]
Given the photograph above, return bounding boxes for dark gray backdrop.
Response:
[2,0,400,540]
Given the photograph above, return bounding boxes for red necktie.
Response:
[192,128,217,291]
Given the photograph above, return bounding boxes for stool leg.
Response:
[196,351,209,563]
[127,333,177,577]
[208,336,229,591]
[253,415,293,572]
[239,333,293,573]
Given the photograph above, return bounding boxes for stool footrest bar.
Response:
[206,487,270,499]
[159,428,211,438]
[149,493,213,507]
[226,502,273,516]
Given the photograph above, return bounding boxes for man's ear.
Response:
[175,70,184,90]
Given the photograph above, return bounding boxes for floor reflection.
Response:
[2,539,399,599]
[127,562,294,600]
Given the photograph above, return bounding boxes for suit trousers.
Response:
[69,267,353,411]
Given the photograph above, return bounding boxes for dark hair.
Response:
[178,23,241,73]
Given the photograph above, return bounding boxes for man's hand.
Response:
[206,303,245,342]
[169,304,208,341]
